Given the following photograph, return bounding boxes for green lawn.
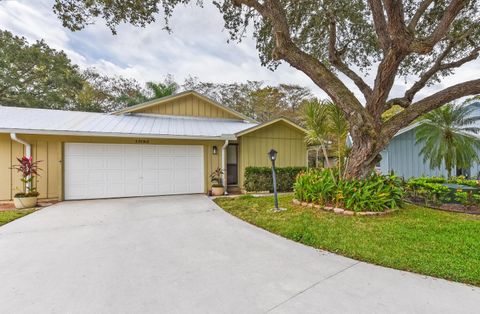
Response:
[214,194,480,286]
[0,209,35,227]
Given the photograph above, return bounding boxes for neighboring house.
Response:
[0,91,307,201]
[379,102,480,179]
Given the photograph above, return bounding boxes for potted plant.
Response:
[11,156,41,209]
[210,167,225,196]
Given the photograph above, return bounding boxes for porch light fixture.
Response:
[268,149,284,212]
[212,145,218,155]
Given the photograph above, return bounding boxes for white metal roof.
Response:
[0,106,257,139]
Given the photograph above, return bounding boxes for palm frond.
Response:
[415,103,480,177]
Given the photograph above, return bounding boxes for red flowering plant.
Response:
[11,156,42,198]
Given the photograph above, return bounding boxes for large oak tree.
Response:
[0,29,146,112]
[0,29,84,109]
[52,0,480,178]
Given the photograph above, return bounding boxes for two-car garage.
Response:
[64,143,205,200]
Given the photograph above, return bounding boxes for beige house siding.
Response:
[133,95,241,120]
[0,133,224,201]
[237,121,307,189]
[0,134,24,200]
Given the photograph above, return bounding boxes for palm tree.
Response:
[122,81,179,107]
[145,81,178,99]
[416,103,480,178]
[304,99,349,181]
[325,102,349,173]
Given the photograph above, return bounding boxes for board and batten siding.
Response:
[381,103,480,179]
[137,95,241,120]
[0,133,61,200]
[0,133,224,201]
[237,121,307,189]
[380,128,450,178]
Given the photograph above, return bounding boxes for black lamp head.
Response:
[268,149,278,161]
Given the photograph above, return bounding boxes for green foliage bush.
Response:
[244,167,306,192]
[293,169,404,212]
[454,191,469,206]
[406,178,451,205]
[449,176,479,187]
[405,176,480,206]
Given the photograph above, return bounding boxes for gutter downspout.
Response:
[10,133,32,191]
[222,139,229,195]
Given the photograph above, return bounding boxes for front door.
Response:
[227,144,238,185]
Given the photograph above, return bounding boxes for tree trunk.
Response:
[343,132,385,179]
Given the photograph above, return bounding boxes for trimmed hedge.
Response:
[244,166,305,192]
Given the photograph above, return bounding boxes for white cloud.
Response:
[0,0,478,102]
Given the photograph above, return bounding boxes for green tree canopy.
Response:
[52,0,480,178]
[0,29,84,109]
[0,29,146,112]
[416,102,480,178]
[78,69,145,112]
[183,77,313,122]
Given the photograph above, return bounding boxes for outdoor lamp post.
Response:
[268,149,281,211]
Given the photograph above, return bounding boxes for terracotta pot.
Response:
[13,196,37,209]
[211,186,225,196]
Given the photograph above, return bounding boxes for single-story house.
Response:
[0,91,307,201]
[379,102,480,179]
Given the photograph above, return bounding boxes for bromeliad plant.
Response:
[294,169,403,212]
[11,156,42,198]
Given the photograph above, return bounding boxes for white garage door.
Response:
[64,143,204,200]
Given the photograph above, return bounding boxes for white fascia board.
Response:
[220,134,237,140]
[0,128,226,141]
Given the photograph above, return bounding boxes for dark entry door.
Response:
[227,144,238,185]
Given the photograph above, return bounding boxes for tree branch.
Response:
[384,0,408,40]
[367,1,409,117]
[367,0,390,50]
[367,48,407,117]
[386,44,479,109]
[410,0,469,53]
[328,14,373,101]
[404,41,455,101]
[383,79,480,138]
[408,0,434,31]
[233,0,371,130]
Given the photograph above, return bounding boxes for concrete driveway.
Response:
[0,195,478,314]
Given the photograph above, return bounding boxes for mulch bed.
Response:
[0,203,15,211]
[292,199,398,216]
[406,199,480,215]
[437,203,480,215]
[0,200,59,212]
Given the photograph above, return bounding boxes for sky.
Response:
[0,0,478,102]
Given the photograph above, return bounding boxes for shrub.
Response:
[294,169,403,212]
[293,169,334,203]
[454,191,470,206]
[473,194,480,206]
[405,176,480,205]
[406,179,451,205]
[244,166,305,192]
[448,176,479,187]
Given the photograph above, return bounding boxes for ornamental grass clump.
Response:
[294,169,403,212]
